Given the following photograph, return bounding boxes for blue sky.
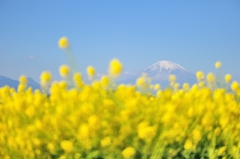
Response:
[0,1,240,82]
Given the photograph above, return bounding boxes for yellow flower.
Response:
[74,153,81,159]
[60,140,73,153]
[108,59,123,76]
[59,155,66,159]
[136,77,146,87]
[73,72,82,82]
[40,71,52,84]
[184,139,193,150]
[136,74,149,88]
[183,83,190,91]
[198,81,205,88]
[231,81,239,92]
[196,71,204,81]
[138,125,157,139]
[101,76,110,87]
[87,66,96,79]
[101,137,111,147]
[47,143,55,154]
[59,80,68,89]
[88,115,99,127]
[217,146,226,156]
[18,83,26,92]
[207,72,216,83]
[59,65,70,77]
[192,129,201,142]
[73,72,84,88]
[58,37,70,49]
[154,84,160,90]
[78,124,89,138]
[122,147,136,158]
[225,74,232,83]
[215,61,222,69]
[19,75,28,85]
[169,74,176,83]
[173,83,180,90]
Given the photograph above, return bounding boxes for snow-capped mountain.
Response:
[0,75,40,90]
[117,60,196,87]
[144,60,195,84]
[144,60,188,73]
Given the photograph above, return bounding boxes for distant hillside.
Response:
[0,75,40,90]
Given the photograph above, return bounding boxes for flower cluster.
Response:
[0,39,239,159]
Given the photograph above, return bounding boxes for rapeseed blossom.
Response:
[108,58,123,76]
[1,62,239,158]
[40,71,52,84]
[101,76,110,87]
[0,38,240,158]
[169,74,176,83]
[184,139,193,150]
[207,72,216,83]
[58,37,70,49]
[87,66,96,79]
[154,84,160,90]
[122,147,136,158]
[136,77,146,87]
[60,140,73,153]
[59,65,70,77]
[19,75,28,85]
[231,81,239,91]
[215,61,222,69]
[196,71,204,81]
[225,73,232,83]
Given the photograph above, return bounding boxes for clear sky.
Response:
[0,0,240,82]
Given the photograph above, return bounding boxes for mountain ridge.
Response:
[117,60,197,86]
[0,75,40,90]
[144,60,188,73]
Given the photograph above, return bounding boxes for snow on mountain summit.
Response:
[145,60,188,73]
[117,60,196,86]
[142,60,195,84]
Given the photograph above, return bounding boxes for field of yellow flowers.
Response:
[0,37,240,159]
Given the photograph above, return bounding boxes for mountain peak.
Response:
[116,60,196,86]
[145,60,187,72]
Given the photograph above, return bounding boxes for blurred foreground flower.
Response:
[59,65,70,77]
[196,71,204,81]
[19,75,28,85]
[40,71,52,85]
[122,147,136,158]
[215,61,222,69]
[108,58,123,77]
[225,74,232,83]
[87,66,96,80]
[58,37,70,49]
